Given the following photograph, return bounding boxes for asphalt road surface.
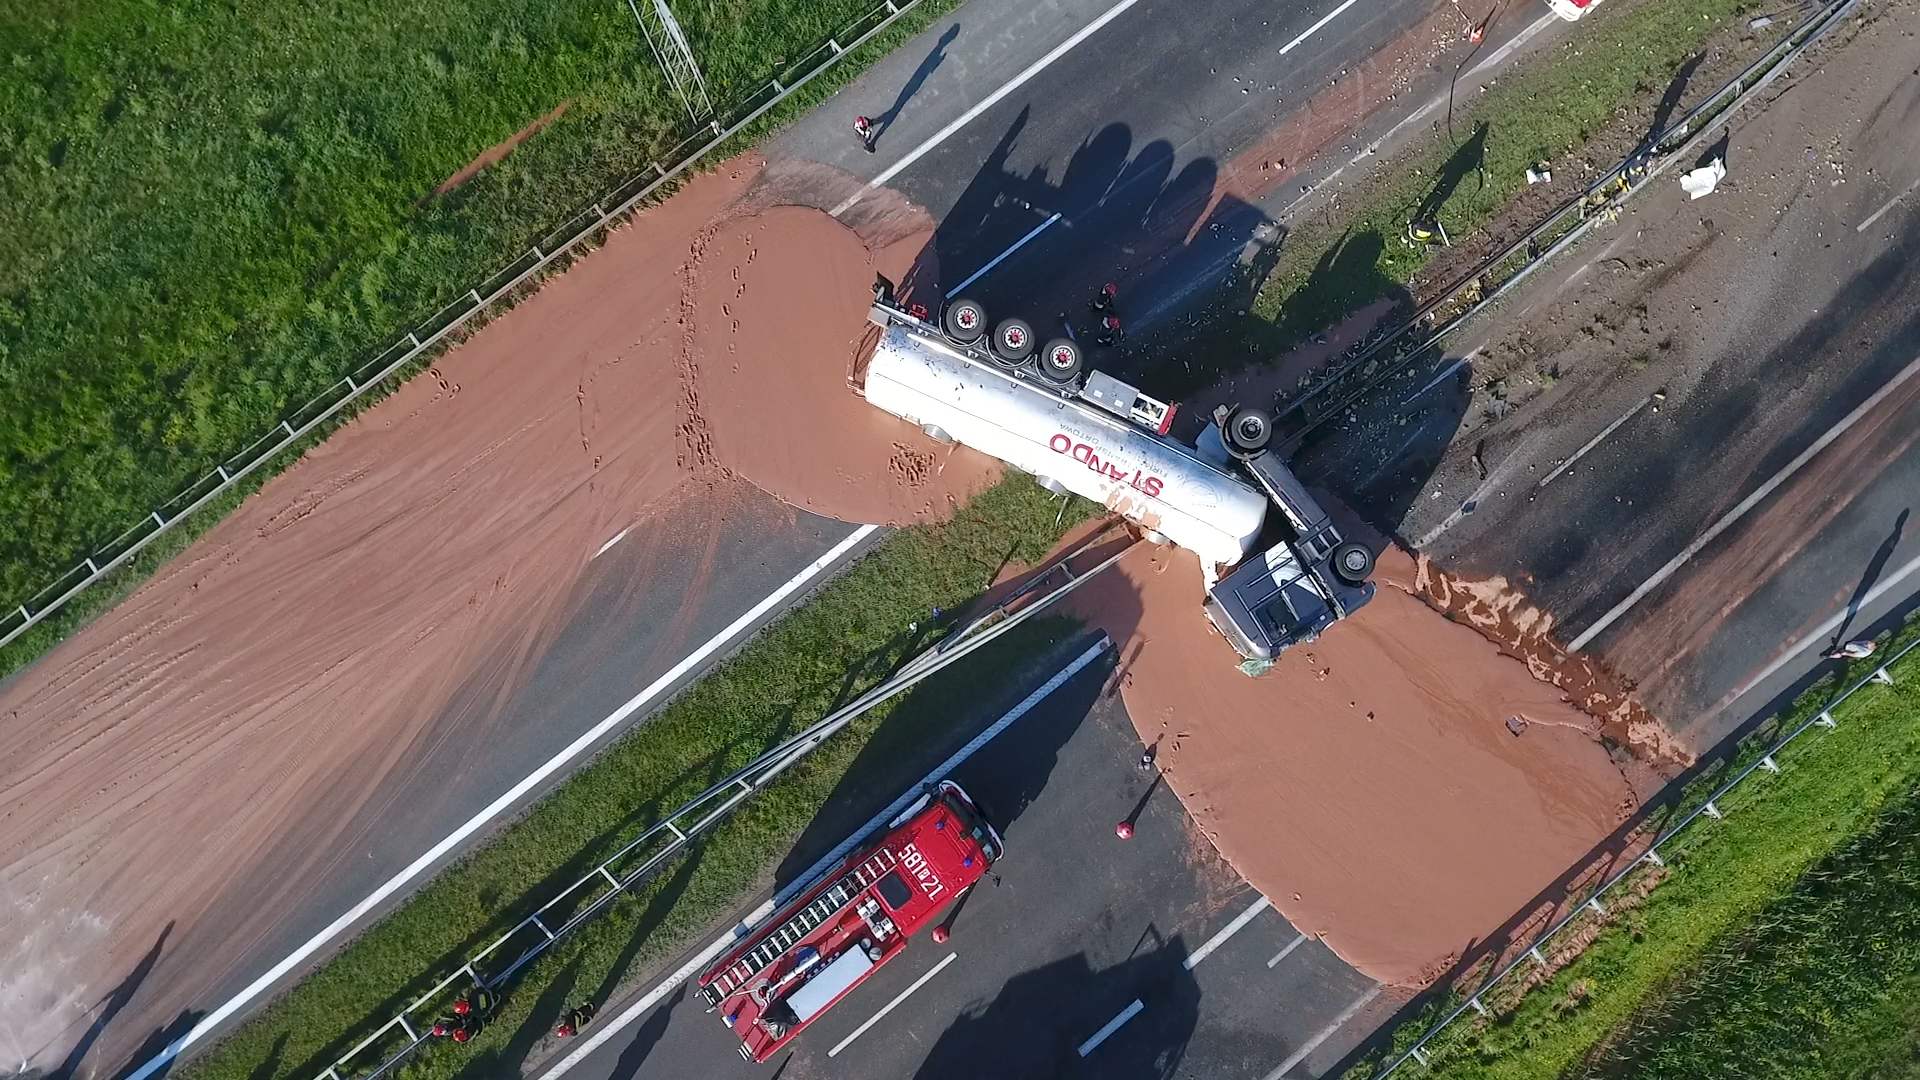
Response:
[528,647,1385,1080]
[102,1,1483,1071]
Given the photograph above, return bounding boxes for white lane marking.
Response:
[1858,176,1920,232]
[1700,549,1920,726]
[541,637,1112,1079]
[1413,432,1545,549]
[1467,10,1557,77]
[1182,894,1272,971]
[592,527,632,559]
[1267,932,1309,968]
[830,0,1147,217]
[1077,999,1146,1057]
[1569,352,1920,650]
[1259,985,1382,1079]
[1277,11,1555,221]
[1537,394,1655,488]
[946,212,1064,298]
[1279,0,1360,54]
[122,523,881,1080]
[1402,352,1475,405]
[829,951,960,1057]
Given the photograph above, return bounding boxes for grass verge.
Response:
[173,477,1097,1080]
[0,0,957,678]
[1341,618,1920,1079]
[1581,769,1920,1079]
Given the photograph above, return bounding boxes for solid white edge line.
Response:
[1267,932,1310,969]
[122,523,881,1080]
[830,0,1147,217]
[1569,351,1920,650]
[1077,999,1146,1057]
[828,951,960,1057]
[946,212,1064,299]
[1703,549,1920,723]
[1279,0,1360,54]
[1260,985,1382,1080]
[1182,894,1271,971]
[540,636,1112,1079]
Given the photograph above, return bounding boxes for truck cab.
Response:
[857,283,1372,667]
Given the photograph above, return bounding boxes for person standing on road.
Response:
[854,115,878,153]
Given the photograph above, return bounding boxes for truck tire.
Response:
[991,318,1036,365]
[1038,338,1082,383]
[943,298,987,345]
[1223,407,1272,458]
[1331,542,1374,585]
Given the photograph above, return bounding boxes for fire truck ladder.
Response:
[704,848,899,1004]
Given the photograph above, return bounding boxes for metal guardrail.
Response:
[1374,630,1918,1077]
[297,531,1134,1080]
[1274,0,1861,444]
[0,0,927,656]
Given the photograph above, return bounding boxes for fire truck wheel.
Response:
[991,318,1036,365]
[1038,338,1082,383]
[1223,407,1272,458]
[1332,542,1374,585]
[943,298,987,345]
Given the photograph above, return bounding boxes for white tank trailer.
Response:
[856,280,1375,665]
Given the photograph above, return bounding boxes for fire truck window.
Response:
[875,871,913,911]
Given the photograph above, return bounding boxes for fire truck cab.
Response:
[699,780,1000,1062]
[856,282,1374,665]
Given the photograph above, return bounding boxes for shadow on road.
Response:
[53,923,171,1080]
[605,985,684,1080]
[910,938,1200,1080]
[872,25,959,145]
[1832,508,1910,650]
[106,1010,202,1080]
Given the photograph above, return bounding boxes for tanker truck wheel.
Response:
[991,318,1036,366]
[943,298,987,345]
[1331,542,1374,585]
[1038,338,1083,383]
[1223,407,1272,459]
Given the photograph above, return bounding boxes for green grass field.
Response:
[1341,623,1920,1080]
[1581,776,1920,1079]
[176,478,1098,1080]
[0,0,948,665]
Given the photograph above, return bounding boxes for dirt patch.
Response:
[685,204,1001,524]
[436,101,571,196]
[1067,542,1639,985]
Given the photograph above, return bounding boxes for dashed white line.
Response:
[830,0,1148,217]
[946,212,1064,298]
[1259,985,1382,1079]
[1858,176,1920,233]
[1183,894,1272,970]
[1279,0,1361,54]
[1536,394,1655,488]
[591,527,631,559]
[1569,351,1920,650]
[1267,932,1309,969]
[830,951,960,1057]
[1078,998,1146,1057]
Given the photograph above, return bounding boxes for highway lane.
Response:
[527,650,1385,1080]
[89,1,1546,1072]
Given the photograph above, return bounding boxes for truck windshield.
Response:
[940,792,999,863]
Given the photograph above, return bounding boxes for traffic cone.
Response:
[1116,821,1134,839]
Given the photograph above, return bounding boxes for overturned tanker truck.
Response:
[856,280,1374,665]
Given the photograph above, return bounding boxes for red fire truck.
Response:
[698,780,1002,1062]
